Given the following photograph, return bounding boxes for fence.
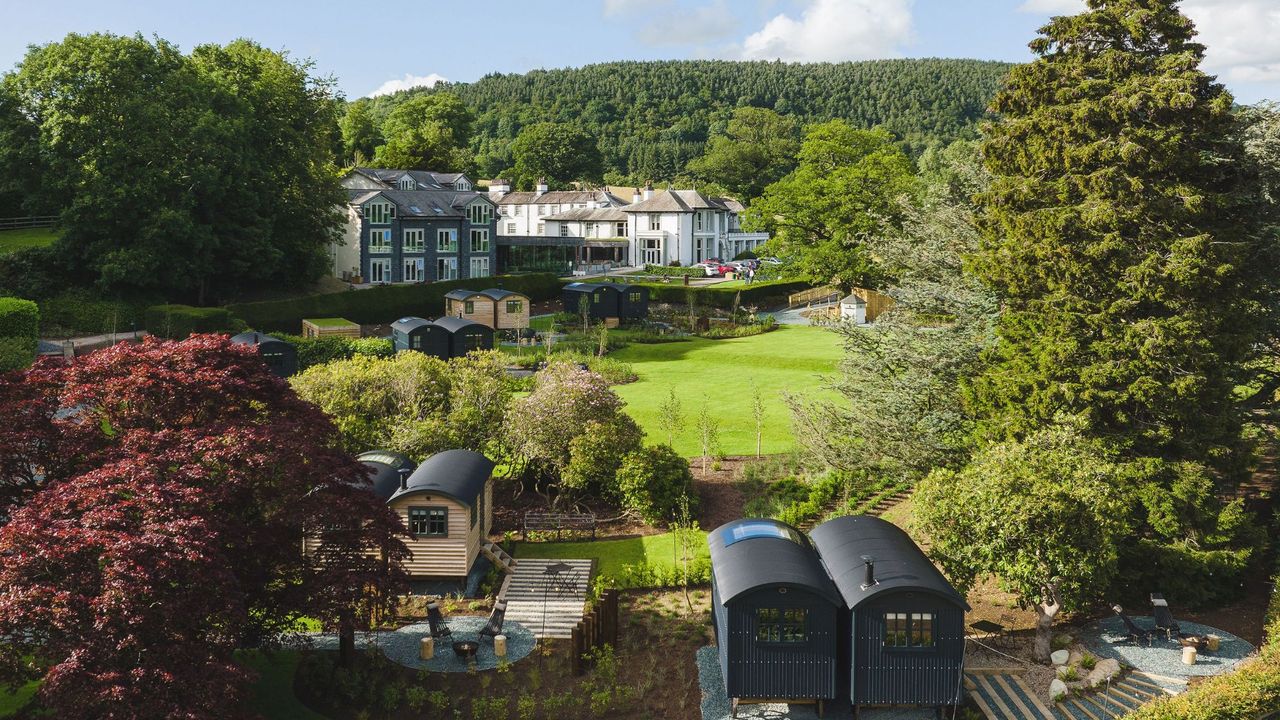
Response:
[570,589,620,676]
[0,215,57,231]
[850,287,895,322]
[788,285,840,308]
[523,511,597,540]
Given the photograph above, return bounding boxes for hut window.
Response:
[755,608,807,643]
[409,507,448,537]
[464,301,475,314]
[884,612,934,648]
[506,300,523,314]
[470,501,478,528]
[629,292,641,303]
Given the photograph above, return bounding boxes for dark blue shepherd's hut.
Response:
[709,519,843,716]
[432,316,493,357]
[810,515,969,713]
[391,317,451,359]
[611,283,650,320]
[230,331,298,377]
[562,282,620,319]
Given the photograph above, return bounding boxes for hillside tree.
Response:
[509,122,603,189]
[686,106,800,200]
[375,92,474,171]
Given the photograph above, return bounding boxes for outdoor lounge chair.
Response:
[1112,605,1152,646]
[478,601,507,642]
[1150,593,1182,640]
[426,601,453,641]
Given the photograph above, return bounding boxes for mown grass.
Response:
[611,324,842,456]
[0,227,58,255]
[517,531,709,583]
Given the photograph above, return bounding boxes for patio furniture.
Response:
[1150,593,1182,640]
[543,561,575,596]
[452,640,479,661]
[1111,605,1152,646]
[479,601,507,642]
[426,601,453,641]
[969,619,1005,641]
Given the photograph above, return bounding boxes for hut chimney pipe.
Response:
[398,468,410,491]
[861,555,877,590]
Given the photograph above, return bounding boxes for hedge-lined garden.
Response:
[229,273,562,333]
[0,298,39,371]
[614,279,811,309]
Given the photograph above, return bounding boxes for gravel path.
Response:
[1079,616,1254,678]
[309,617,536,672]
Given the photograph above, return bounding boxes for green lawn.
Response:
[241,651,328,720]
[0,680,37,718]
[0,227,58,255]
[517,531,709,583]
[612,325,842,456]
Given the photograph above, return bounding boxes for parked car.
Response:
[689,263,718,277]
[758,257,783,265]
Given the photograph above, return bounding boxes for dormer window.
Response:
[468,202,492,225]
[366,201,395,225]
[398,178,415,190]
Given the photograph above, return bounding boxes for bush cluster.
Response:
[697,315,778,339]
[615,445,696,525]
[144,304,247,340]
[229,273,562,332]
[636,279,811,309]
[640,265,707,278]
[0,297,39,371]
[275,334,394,371]
[38,291,149,336]
[1119,539,1253,609]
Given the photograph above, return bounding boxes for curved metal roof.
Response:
[355,450,417,502]
[444,289,479,301]
[479,288,524,301]
[708,518,842,606]
[432,316,489,334]
[389,449,493,506]
[810,515,968,611]
[230,331,287,346]
[391,316,434,334]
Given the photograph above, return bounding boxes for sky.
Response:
[1,0,1277,103]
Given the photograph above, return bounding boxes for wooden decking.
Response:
[964,669,1178,720]
[500,558,593,639]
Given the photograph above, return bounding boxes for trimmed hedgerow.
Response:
[274,334,394,371]
[0,297,39,371]
[228,273,562,333]
[144,304,247,340]
[37,292,150,336]
[624,279,811,309]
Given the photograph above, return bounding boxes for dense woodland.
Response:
[357,59,1014,182]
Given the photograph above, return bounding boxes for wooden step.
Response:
[976,674,1018,720]
[1064,698,1101,720]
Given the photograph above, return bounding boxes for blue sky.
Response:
[1,0,1276,103]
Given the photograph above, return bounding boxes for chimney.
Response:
[489,178,510,199]
[632,187,642,204]
[398,468,411,491]
[643,181,654,201]
[861,555,878,590]
[535,177,548,196]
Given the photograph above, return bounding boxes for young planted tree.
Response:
[915,425,1134,663]
[0,336,407,718]
[657,387,685,448]
[695,399,722,477]
[750,380,765,458]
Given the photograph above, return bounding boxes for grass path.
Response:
[0,227,58,255]
[612,325,842,456]
[517,531,709,584]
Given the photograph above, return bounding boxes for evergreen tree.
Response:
[970,0,1280,473]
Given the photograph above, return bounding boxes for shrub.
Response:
[626,279,812,309]
[0,297,38,371]
[1079,653,1096,670]
[641,265,706,277]
[275,334,393,371]
[1119,539,1253,609]
[144,304,247,339]
[732,250,758,260]
[698,315,778,339]
[229,273,562,332]
[616,444,696,525]
[38,291,149,335]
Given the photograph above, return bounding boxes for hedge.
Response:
[640,265,707,278]
[144,304,248,340]
[0,297,39,372]
[275,334,394,371]
[38,292,150,335]
[229,273,562,333]
[624,279,812,309]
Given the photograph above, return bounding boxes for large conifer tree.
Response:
[971,0,1280,473]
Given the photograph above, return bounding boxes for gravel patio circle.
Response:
[310,617,536,672]
[1079,616,1255,679]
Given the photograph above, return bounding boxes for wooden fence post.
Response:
[571,624,584,676]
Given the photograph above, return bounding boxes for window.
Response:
[506,300,523,314]
[403,258,424,282]
[515,205,523,216]
[403,228,425,252]
[437,229,457,253]
[537,221,545,235]
[648,214,661,231]
[884,612,934,648]
[368,229,391,253]
[756,608,807,643]
[696,212,704,231]
[468,202,492,225]
[437,257,458,281]
[408,507,448,537]
[464,300,475,314]
[615,221,627,237]
[470,257,490,278]
[368,259,391,283]
[538,205,547,216]
[560,224,571,237]
[629,292,641,304]
[470,229,490,253]
[366,201,394,224]
[398,177,415,190]
[585,222,596,236]
[507,222,517,234]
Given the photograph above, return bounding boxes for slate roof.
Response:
[496,189,626,206]
[390,449,494,506]
[495,191,539,206]
[229,331,287,347]
[708,518,843,606]
[347,189,494,218]
[544,207,629,222]
[622,189,741,214]
[810,515,969,611]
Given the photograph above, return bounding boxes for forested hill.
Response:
[364,58,1015,182]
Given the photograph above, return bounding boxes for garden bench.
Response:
[522,511,597,540]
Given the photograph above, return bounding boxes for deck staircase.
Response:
[480,540,517,574]
[499,558,593,639]
[965,670,1177,720]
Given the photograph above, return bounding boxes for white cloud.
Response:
[1016,0,1084,14]
[731,0,914,62]
[603,0,660,16]
[367,73,448,98]
[637,1,739,46]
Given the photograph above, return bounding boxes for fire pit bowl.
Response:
[451,641,479,660]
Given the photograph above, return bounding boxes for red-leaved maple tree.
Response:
[0,335,407,719]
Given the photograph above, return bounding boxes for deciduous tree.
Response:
[509,122,603,189]
[374,92,473,171]
[686,107,799,200]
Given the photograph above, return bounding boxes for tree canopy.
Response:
[373,92,473,171]
[685,107,799,200]
[0,34,345,304]
[507,122,604,189]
